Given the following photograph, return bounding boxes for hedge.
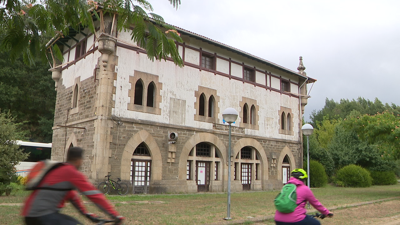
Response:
[370,171,397,185]
[303,160,328,187]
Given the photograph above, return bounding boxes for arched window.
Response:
[235,146,261,190]
[196,143,211,157]
[287,113,291,131]
[208,95,215,118]
[243,103,248,123]
[250,105,256,125]
[282,155,290,184]
[187,142,221,191]
[199,93,206,116]
[241,147,252,159]
[281,112,286,130]
[147,82,155,107]
[134,79,144,105]
[72,85,78,108]
[283,155,290,163]
[133,142,151,156]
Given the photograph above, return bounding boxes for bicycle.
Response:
[98,175,129,195]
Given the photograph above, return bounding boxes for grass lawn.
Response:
[1,184,400,224]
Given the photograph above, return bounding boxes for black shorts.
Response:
[24,212,82,225]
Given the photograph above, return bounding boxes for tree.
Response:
[0,112,28,184]
[0,51,55,142]
[313,116,339,149]
[0,0,183,66]
[342,111,400,160]
[328,125,395,171]
[310,97,399,127]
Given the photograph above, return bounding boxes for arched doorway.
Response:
[186,142,222,192]
[234,146,261,191]
[131,142,152,194]
[282,155,290,184]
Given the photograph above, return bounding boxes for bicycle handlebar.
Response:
[314,213,326,219]
[311,213,333,219]
[105,175,123,182]
[96,218,117,225]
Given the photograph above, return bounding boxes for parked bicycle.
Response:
[98,175,129,195]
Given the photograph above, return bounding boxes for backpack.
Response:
[274,183,298,213]
[25,160,64,190]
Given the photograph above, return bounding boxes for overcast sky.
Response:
[153,0,400,121]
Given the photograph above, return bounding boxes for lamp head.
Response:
[301,123,314,136]
[222,107,238,123]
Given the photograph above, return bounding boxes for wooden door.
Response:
[282,165,290,184]
[196,161,210,192]
[241,163,252,190]
[131,160,151,194]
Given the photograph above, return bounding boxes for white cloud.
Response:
[152,0,400,120]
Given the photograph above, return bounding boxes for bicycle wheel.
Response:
[117,182,129,195]
[98,182,109,194]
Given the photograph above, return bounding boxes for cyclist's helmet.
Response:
[291,168,308,180]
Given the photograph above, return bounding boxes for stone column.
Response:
[91,32,117,181]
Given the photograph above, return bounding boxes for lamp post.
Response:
[301,124,314,190]
[222,107,238,220]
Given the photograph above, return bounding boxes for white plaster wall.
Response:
[69,47,76,62]
[63,52,69,64]
[216,58,229,74]
[61,51,101,88]
[184,48,199,65]
[291,83,299,94]
[117,31,138,47]
[231,63,242,78]
[86,35,95,51]
[178,45,183,58]
[271,76,280,90]
[114,46,301,141]
[256,71,266,86]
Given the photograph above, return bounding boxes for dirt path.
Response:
[249,199,400,225]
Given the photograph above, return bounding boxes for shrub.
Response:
[370,171,397,185]
[303,160,328,187]
[17,176,28,185]
[335,165,372,187]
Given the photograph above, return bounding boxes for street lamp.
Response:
[222,107,238,220]
[301,124,314,191]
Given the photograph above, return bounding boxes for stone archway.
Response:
[178,133,226,180]
[120,130,162,181]
[276,146,296,182]
[63,133,78,161]
[232,138,268,190]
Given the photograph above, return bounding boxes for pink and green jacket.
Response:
[274,177,331,223]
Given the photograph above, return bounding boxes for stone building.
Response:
[48,16,316,194]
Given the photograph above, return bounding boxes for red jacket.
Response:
[22,163,120,218]
[274,177,331,223]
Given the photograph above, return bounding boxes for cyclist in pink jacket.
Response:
[274,169,333,225]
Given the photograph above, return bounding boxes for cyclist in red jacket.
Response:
[22,147,124,225]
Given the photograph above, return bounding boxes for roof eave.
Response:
[176,28,316,80]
